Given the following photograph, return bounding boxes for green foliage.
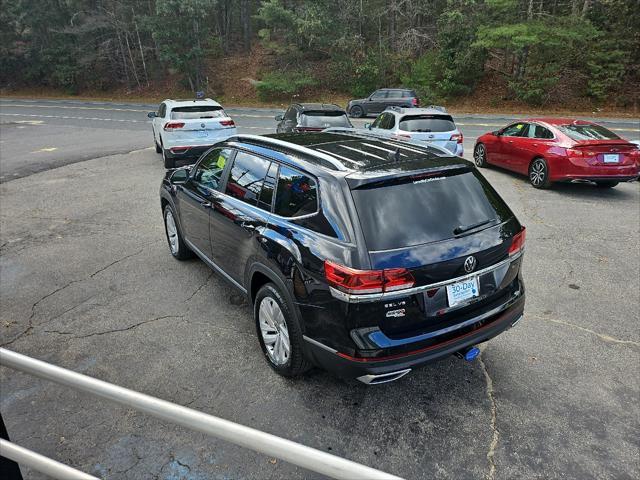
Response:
[255,71,317,100]
[0,0,638,108]
[586,43,629,102]
[402,1,485,102]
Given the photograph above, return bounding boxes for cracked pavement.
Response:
[1,118,639,479]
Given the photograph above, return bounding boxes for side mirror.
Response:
[364,123,371,129]
[275,114,284,121]
[147,111,157,118]
[492,130,501,136]
[170,169,189,183]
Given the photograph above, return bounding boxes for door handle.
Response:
[508,140,514,143]
[532,143,538,147]
[200,201,212,208]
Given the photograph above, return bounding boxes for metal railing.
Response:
[0,348,403,480]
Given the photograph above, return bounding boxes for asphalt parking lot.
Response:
[1,99,639,480]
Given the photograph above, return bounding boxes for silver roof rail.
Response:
[232,134,348,171]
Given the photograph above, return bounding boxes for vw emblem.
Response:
[464,256,477,273]
[200,123,205,128]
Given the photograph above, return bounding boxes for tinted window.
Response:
[557,124,620,141]
[225,151,271,206]
[370,90,387,100]
[380,113,395,130]
[193,148,233,191]
[399,115,456,132]
[528,124,554,139]
[171,106,225,119]
[351,170,512,251]
[158,103,166,117]
[274,166,318,217]
[258,163,278,211]
[371,114,384,128]
[501,123,527,137]
[299,112,352,128]
[387,90,403,98]
[285,107,298,121]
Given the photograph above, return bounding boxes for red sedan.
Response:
[473,118,640,188]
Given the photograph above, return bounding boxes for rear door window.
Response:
[299,111,352,128]
[274,166,318,217]
[557,124,620,141]
[351,170,512,251]
[370,90,387,100]
[225,151,271,207]
[171,106,226,119]
[528,124,554,139]
[399,115,456,132]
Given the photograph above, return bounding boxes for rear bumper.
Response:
[163,144,214,160]
[303,292,524,380]
[550,161,639,182]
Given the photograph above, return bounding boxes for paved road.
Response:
[2,98,639,181]
[0,99,639,480]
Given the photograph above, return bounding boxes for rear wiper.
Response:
[199,116,214,119]
[454,219,495,236]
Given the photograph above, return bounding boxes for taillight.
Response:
[411,98,419,106]
[163,122,185,130]
[295,127,323,132]
[450,133,463,144]
[508,226,526,256]
[383,268,416,292]
[324,260,415,295]
[220,120,235,127]
[394,133,412,140]
[566,148,583,158]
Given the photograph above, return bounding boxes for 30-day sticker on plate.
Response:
[446,277,479,307]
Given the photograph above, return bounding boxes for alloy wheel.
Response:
[258,296,290,366]
[474,144,485,166]
[165,210,179,254]
[530,159,546,187]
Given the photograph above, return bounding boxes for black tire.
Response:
[153,129,162,153]
[529,157,552,189]
[254,283,311,377]
[163,205,193,260]
[474,143,487,168]
[163,148,176,169]
[595,181,619,188]
[349,105,364,118]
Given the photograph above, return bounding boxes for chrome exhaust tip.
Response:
[356,368,411,385]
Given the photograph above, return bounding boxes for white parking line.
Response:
[0,103,275,119]
[0,113,145,123]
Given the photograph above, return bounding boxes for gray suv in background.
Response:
[347,88,419,118]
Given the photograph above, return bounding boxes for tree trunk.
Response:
[240,0,251,53]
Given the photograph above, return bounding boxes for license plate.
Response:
[446,277,479,307]
[197,130,208,138]
[603,153,619,163]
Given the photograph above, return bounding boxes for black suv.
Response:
[347,88,419,118]
[160,133,525,384]
[275,103,353,133]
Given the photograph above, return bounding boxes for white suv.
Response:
[365,107,464,156]
[148,98,238,168]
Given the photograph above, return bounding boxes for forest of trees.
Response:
[1,0,638,107]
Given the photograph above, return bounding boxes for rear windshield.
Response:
[351,170,512,251]
[171,106,226,119]
[300,111,352,128]
[557,124,620,141]
[399,115,456,133]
